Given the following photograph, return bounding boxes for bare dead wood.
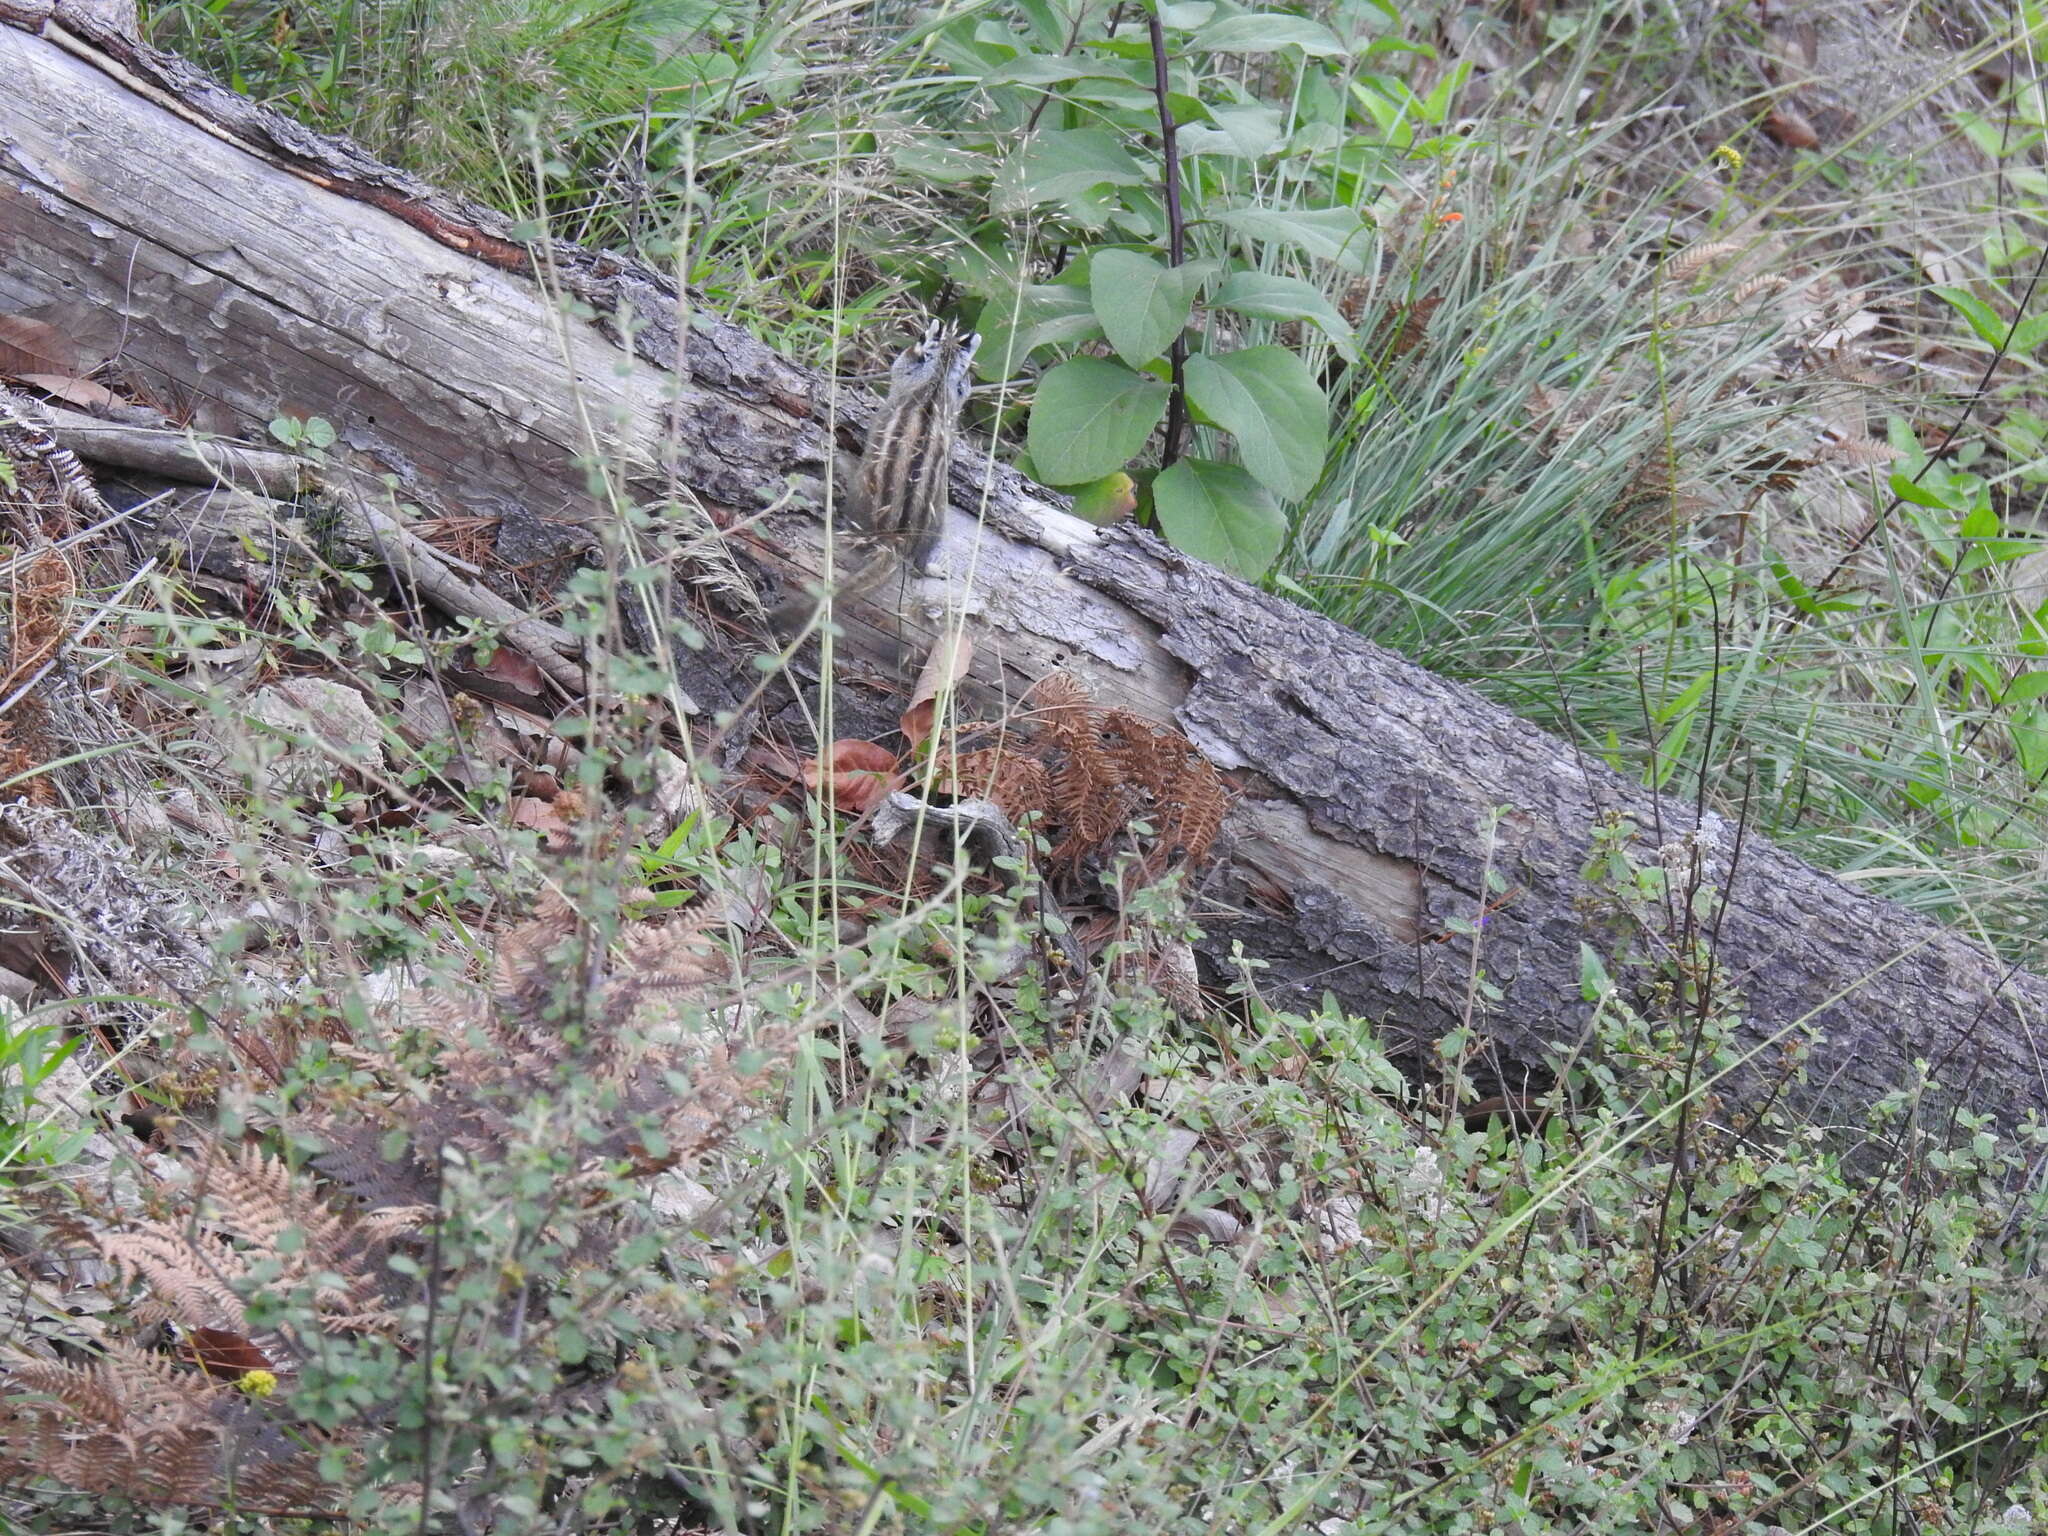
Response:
[2,10,2043,1145]
[30,402,309,497]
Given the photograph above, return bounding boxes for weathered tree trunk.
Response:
[2,6,2041,1143]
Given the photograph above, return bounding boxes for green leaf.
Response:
[1090,249,1206,368]
[1211,204,1374,272]
[981,52,1155,112]
[976,283,1101,374]
[982,54,1128,89]
[2011,309,2048,357]
[1027,358,1171,485]
[1213,270,1359,362]
[1179,104,1286,159]
[1578,943,1611,999]
[890,138,992,185]
[1153,458,1286,577]
[1193,13,1349,55]
[1183,347,1329,499]
[1934,285,2009,350]
[994,129,1150,218]
[1768,557,1862,615]
[1887,469,1955,510]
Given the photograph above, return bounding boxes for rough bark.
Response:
[3,10,2043,1143]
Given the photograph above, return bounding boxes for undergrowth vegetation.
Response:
[7,723,2048,1531]
[141,0,2048,950]
[2,0,2046,1530]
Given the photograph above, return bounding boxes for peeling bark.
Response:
[3,10,2043,1144]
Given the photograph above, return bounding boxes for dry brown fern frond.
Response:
[0,545,75,698]
[936,743,1053,823]
[96,1229,252,1333]
[74,1136,404,1355]
[1098,707,1227,871]
[1024,672,1229,875]
[1819,434,1897,466]
[1030,673,1124,854]
[0,1340,328,1513]
[1370,291,1441,359]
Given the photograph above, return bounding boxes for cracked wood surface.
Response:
[3,9,2043,1141]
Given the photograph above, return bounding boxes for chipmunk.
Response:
[771,320,979,640]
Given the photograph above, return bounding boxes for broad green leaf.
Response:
[983,51,1143,92]
[1153,458,1286,577]
[1158,1,1215,25]
[993,130,1150,218]
[1211,204,1373,272]
[1178,104,1286,159]
[1350,78,1414,146]
[2004,671,2048,706]
[890,139,992,185]
[1011,0,1073,50]
[1213,270,1359,362]
[1193,13,1348,55]
[1008,56,1160,112]
[976,283,1101,374]
[1026,358,1171,485]
[1418,61,1471,124]
[1183,347,1329,499]
[1090,249,1206,368]
[1934,285,2008,350]
[642,50,737,94]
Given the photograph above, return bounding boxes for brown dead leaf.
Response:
[513,794,576,849]
[900,631,974,749]
[805,739,900,814]
[1765,106,1820,150]
[0,315,81,379]
[16,374,121,413]
[472,644,547,692]
[180,1324,275,1380]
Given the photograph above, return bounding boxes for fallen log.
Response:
[2,4,2041,1143]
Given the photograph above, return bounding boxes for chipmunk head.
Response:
[893,320,979,407]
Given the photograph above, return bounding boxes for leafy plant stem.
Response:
[1146,2,1189,486]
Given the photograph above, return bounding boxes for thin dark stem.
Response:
[1147,6,1190,476]
[1024,2,1098,135]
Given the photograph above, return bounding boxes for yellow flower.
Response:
[235,1369,279,1398]
[1712,143,1744,176]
